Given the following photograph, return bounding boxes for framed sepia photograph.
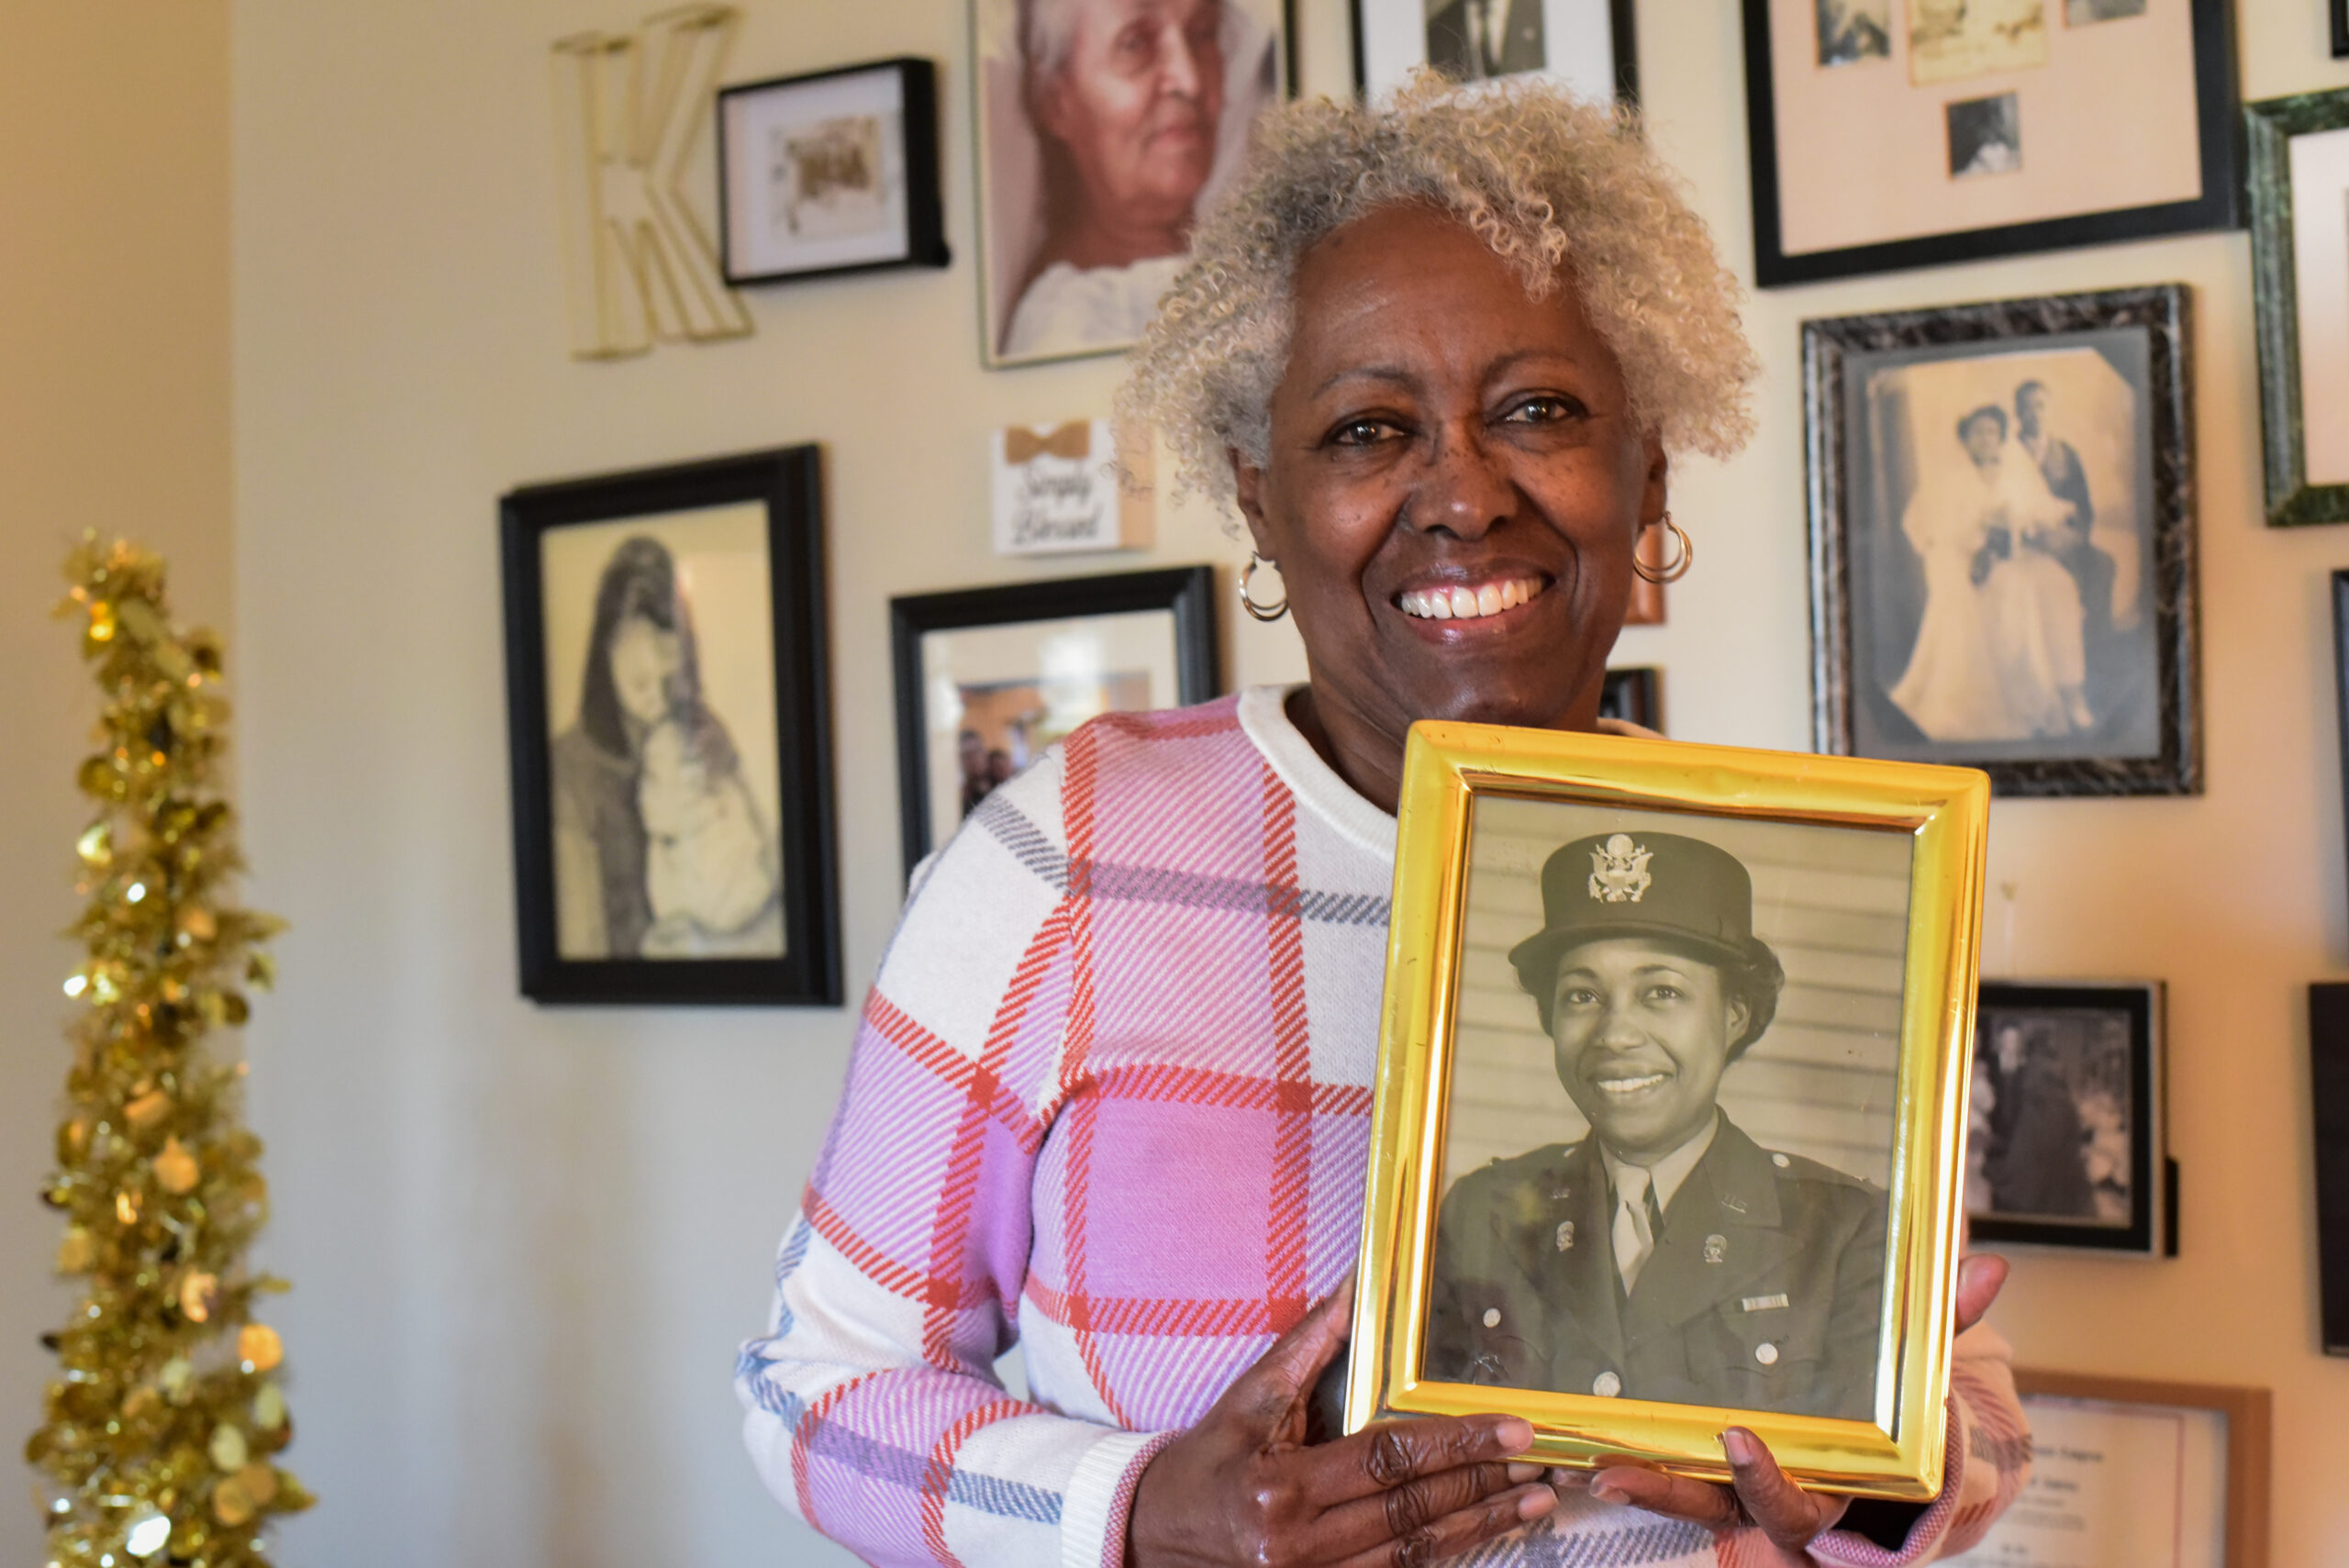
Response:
[1966,980,2170,1255]
[972,0,1288,368]
[1742,0,2241,286]
[2245,87,2349,527]
[1598,665,1661,731]
[1353,0,1638,105]
[1804,285,2201,797]
[718,57,950,286]
[889,566,1219,874]
[499,448,840,1006]
[2309,984,2349,1357]
[1945,1371,2270,1567]
[1346,722,1989,1496]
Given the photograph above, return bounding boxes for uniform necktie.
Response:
[1613,1167,1665,1294]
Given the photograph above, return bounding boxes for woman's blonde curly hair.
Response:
[1116,74,1757,512]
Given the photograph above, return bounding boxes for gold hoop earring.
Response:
[1240,551,1288,622]
[1632,515,1693,584]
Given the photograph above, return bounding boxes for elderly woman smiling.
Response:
[739,80,2028,1568]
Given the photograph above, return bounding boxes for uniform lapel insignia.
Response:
[1703,1233,1727,1264]
[1555,1220,1575,1252]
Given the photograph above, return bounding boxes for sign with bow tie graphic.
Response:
[991,420,1154,556]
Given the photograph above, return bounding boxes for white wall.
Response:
[224,4,2349,1567]
[0,10,231,1566]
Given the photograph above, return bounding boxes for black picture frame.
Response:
[2336,0,2349,61]
[1351,0,1637,105]
[1969,980,2171,1256]
[1742,0,2241,288]
[499,448,841,1006]
[1804,284,2202,797]
[1598,665,1661,732]
[889,567,1219,876]
[2307,984,2349,1354]
[2246,87,2349,527]
[717,57,950,287]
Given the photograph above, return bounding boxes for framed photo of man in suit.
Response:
[1345,722,1988,1499]
[1354,0,1639,105]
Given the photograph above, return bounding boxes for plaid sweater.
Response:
[736,688,2030,1568]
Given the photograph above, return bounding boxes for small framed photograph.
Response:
[1353,0,1638,105]
[1598,666,1661,731]
[2337,0,2348,60]
[1345,722,1989,1496]
[889,567,1219,874]
[973,0,1288,367]
[1945,1370,2270,1567]
[499,449,840,1006]
[718,58,949,286]
[2308,984,2349,1357]
[1966,981,2169,1254]
[1804,285,2201,797]
[1741,0,2242,287]
[2246,87,2349,527]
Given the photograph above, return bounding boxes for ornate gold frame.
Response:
[1343,722,1988,1500]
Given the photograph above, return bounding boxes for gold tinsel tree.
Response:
[27,538,311,1566]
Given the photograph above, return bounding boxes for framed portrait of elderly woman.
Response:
[2245,87,2349,528]
[888,565,1219,875]
[498,448,841,1006]
[1965,980,2171,1255]
[1345,721,1989,1496]
[1352,0,1638,104]
[1804,285,2202,797]
[971,0,1290,368]
[1741,0,2241,287]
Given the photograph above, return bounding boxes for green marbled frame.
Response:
[2248,87,2349,528]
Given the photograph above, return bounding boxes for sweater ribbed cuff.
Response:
[1061,1427,1177,1568]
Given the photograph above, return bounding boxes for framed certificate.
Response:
[1945,1370,2271,1567]
[1345,722,1988,1497]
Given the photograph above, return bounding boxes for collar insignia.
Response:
[1586,833,1652,904]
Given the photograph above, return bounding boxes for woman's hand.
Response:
[1577,1253,2011,1552]
[1129,1281,1556,1568]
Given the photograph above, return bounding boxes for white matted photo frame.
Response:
[1966,980,2172,1255]
[499,449,840,1006]
[1347,722,1988,1496]
[972,0,1289,368]
[718,57,950,286]
[2246,86,2349,527]
[1742,0,2241,287]
[1945,1371,2270,1568]
[1804,284,2201,797]
[888,566,1219,874]
[1352,0,1637,105]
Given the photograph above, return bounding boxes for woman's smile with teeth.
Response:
[1397,576,1544,621]
[1597,1071,1669,1095]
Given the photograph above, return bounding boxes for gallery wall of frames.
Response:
[220,2,2349,1565]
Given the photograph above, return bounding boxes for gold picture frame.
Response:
[1344,722,1988,1499]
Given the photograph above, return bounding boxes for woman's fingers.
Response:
[1721,1427,1848,1551]
[1954,1252,2009,1335]
[1326,1482,1559,1568]
[1300,1415,1535,1507]
[1586,1464,1740,1530]
[1308,1458,1545,1557]
[1223,1278,1356,1431]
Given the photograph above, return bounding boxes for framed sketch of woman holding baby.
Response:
[499,448,841,1006]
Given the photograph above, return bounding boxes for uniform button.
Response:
[1772,1152,1791,1169]
[1482,1307,1501,1328]
[1593,1371,1622,1397]
[1754,1342,1779,1366]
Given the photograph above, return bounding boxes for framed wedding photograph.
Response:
[2309,984,2349,1356]
[499,448,840,1006]
[1966,980,2170,1255]
[1353,0,1637,105]
[1345,722,1989,1496]
[889,566,1219,874]
[1944,1371,2270,1568]
[718,57,949,286]
[1742,0,2242,287]
[973,0,1288,367]
[1804,285,2201,797]
[2246,87,2349,527]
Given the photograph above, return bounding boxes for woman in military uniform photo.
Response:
[1425,830,1888,1420]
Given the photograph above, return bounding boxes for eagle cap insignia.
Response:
[1587,834,1652,904]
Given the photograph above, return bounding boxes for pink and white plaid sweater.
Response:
[737,688,2030,1568]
